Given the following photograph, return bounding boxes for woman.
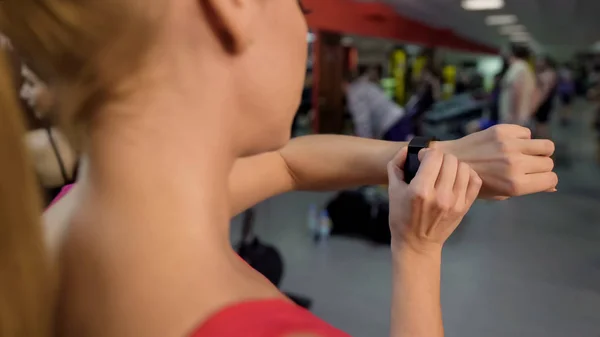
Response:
[21,65,78,203]
[0,1,558,337]
[533,56,558,139]
[2,44,77,203]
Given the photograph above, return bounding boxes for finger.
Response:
[412,149,444,189]
[513,172,559,196]
[435,153,459,194]
[417,147,434,161]
[518,139,555,156]
[466,169,483,206]
[387,147,408,183]
[521,155,555,174]
[389,146,409,171]
[453,162,471,204]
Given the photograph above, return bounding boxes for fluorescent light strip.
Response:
[510,37,529,42]
[485,14,517,25]
[462,0,504,10]
[511,31,530,37]
[499,24,526,35]
[509,34,530,42]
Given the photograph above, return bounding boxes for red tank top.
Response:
[47,186,351,337]
[191,300,350,337]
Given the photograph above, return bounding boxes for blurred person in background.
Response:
[413,59,442,135]
[499,43,536,126]
[0,0,558,337]
[586,65,600,163]
[454,68,470,95]
[344,69,407,140]
[21,66,78,201]
[490,59,510,126]
[463,58,509,134]
[533,56,558,140]
[2,43,77,204]
[557,62,576,126]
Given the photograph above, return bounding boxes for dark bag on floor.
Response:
[326,190,391,245]
[327,191,372,237]
[237,237,284,287]
[367,202,391,245]
[235,209,313,309]
[235,209,284,287]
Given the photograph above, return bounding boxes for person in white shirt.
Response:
[344,68,407,141]
[499,44,536,126]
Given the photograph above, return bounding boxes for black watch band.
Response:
[403,136,436,184]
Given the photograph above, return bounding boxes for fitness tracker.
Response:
[403,136,436,184]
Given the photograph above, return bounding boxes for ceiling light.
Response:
[462,0,504,11]
[509,34,530,42]
[499,24,526,35]
[485,14,517,25]
[509,32,530,41]
[511,31,530,37]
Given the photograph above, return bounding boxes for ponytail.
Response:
[0,48,55,336]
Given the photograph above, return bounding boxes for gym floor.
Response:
[231,100,600,337]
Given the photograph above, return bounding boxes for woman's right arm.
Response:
[390,247,444,337]
[386,148,482,337]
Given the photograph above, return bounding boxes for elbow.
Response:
[277,151,302,191]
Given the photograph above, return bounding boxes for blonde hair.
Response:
[0,48,55,337]
[0,1,163,335]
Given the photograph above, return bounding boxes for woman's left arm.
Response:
[229,125,558,216]
[228,135,404,215]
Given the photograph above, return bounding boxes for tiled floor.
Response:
[232,102,600,337]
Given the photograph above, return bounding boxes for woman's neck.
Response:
[84,91,237,243]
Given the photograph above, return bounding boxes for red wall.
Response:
[303,0,498,54]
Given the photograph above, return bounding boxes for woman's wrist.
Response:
[391,239,443,262]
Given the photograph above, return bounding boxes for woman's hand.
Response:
[438,124,557,199]
[387,148,480,337]
[387,148,482,253]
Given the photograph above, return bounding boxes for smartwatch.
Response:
[403,136,436,184]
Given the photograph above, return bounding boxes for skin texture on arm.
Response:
[229,125,557,215]
[228,135,405,215]
[391,248,443,337]
[387,149,481,337]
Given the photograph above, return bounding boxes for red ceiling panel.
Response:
[303,0,498,54]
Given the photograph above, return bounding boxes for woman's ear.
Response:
[201,0,259,53]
